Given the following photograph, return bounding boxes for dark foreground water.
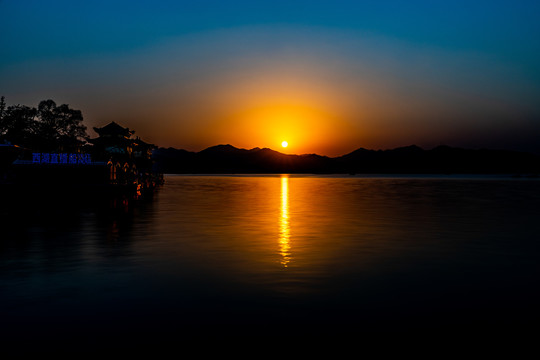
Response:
[2,174,540,347]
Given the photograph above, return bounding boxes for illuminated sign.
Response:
[32,153,92,165]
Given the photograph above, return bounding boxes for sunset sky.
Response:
[1,0,539,156]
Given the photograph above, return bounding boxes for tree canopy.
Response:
[0,96,88,151]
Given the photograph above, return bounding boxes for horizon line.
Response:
[157,143,539,158]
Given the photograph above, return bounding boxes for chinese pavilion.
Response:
[89,121,160,190]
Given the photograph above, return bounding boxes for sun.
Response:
[281,141,288,148]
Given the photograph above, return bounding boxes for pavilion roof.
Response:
[93,121,134,138]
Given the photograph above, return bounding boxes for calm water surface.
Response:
[2,174,540,344]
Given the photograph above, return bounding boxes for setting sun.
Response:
[281,141,288,148]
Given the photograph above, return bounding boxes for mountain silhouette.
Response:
[153,144,540,175]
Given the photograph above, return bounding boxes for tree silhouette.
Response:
[36,99,87,151]
[0,97,37,148]
[0,97,88,151]
[0,96,5,120]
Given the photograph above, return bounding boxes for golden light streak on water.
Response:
[279,175,291,267]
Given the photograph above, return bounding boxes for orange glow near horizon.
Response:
[165,59,369,157]
[201,100,363,156]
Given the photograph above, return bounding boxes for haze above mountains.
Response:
[153,144,540,175]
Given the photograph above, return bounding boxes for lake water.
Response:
[2,174,540,346]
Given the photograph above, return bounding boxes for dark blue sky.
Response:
[2,0,539,154]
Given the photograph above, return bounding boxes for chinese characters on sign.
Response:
[32,153,92,165]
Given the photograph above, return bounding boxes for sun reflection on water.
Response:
[279,175,291,266]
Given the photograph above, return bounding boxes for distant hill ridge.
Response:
[153,144,540,174]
